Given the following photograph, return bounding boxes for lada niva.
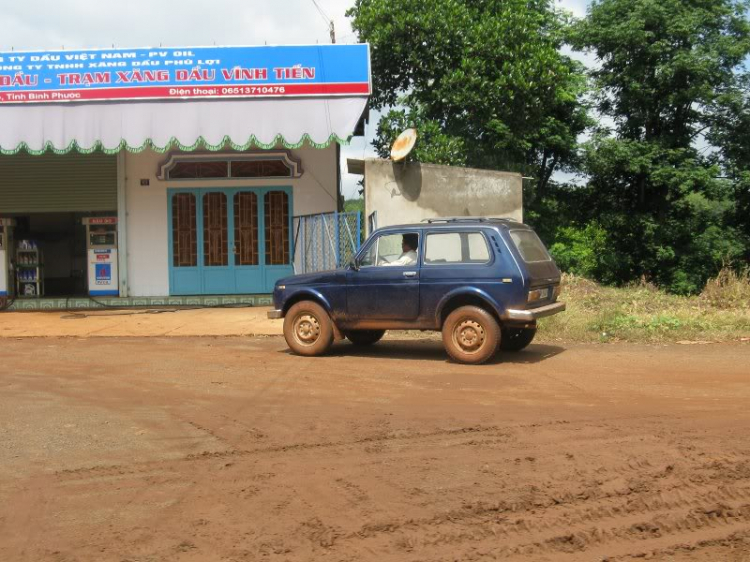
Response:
[267,218,565,364]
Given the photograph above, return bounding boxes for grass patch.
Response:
[537,269,750,344]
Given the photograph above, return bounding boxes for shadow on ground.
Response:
[282,339,565,365]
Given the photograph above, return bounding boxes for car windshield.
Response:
[509,230,551,262]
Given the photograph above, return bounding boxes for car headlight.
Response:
[277,285,285,290]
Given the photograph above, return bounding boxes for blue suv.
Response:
[267,218,565,364]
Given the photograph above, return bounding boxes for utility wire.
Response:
[310,0,336,43]
[311,0,331,26]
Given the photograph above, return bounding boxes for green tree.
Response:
[568,0,750,293]
[347,0,590,198]
[706,76,750,251]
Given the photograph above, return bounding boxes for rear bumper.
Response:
[504,301,566,321]
[267,309,283,319]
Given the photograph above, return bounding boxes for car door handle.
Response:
[403,271,418,278]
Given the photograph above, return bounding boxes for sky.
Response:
[0,0,591,198]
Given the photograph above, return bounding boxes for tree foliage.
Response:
[349,0,750,294]
[347,0,590,196]
[565,0,750,293]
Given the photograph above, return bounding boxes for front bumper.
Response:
[267,309,283,319]
[504,301,566,321]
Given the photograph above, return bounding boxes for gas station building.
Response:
[0,44,369,308]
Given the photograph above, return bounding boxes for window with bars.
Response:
[203,192,228,267]
[264,191,290,265]
[234,192,259,266]
[171,193,197,267]
[168,161,229,179]
[231,160,292,178]
[166,158,294,180]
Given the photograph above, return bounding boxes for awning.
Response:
[0,97,368,155]
[0,44,370,155]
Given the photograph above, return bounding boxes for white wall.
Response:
[124,144,338,297]
[364,159,523,234]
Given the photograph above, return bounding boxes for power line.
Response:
[311,0,331,26]
[310,0,336,43]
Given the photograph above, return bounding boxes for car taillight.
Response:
[527,287,550,303]
[553,284,561,300]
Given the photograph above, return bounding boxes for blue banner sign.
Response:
[0,44,370,104]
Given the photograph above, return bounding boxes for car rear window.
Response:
[509,230,551,262]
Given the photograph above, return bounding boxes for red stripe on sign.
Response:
[0,83,370,103]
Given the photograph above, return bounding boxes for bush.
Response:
[536,271,750,343]
[701,266,750,310]
[548,223,611,281]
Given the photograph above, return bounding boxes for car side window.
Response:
[358,239,378,267]
[424,232,491,264]
[359,232,420,267]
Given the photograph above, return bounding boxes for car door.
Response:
[419,229,504,316]
[345,230,421,322]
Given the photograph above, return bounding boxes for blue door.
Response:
[345,230,421,320]
[168,187,293,295]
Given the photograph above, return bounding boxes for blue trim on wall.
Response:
[89,290,120,296]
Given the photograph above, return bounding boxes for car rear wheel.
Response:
[442,306,500,365]
[283,301,334,357]
[345,329,386,346]
[500,325,537,352]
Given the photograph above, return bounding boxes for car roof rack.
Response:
[421,216,519,224]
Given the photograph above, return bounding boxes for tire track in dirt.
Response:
[3,339,750,561]
[39,416,749,554]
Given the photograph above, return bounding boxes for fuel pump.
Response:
[82,217,119,296]
[0,218,15,298]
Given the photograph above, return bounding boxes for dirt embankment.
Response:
[0,337,749,561]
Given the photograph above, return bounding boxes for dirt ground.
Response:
[0,308,281,338]
[0,336,749,562]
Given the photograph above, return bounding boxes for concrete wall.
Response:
[123,144,337,297]
[363,159,522,233]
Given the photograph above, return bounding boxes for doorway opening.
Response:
[10,212,115,297]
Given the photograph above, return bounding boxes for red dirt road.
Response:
[0,336,749,561]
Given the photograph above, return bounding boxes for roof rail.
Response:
[421,216,519,224]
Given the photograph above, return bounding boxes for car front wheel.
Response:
[345,329,386,346]
[441,306,500,365]
[283,301,334,357]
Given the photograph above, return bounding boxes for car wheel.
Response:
[283,301,334,357]
[500,325,537,352]
[442,306,500,365]
[345,329,386,346]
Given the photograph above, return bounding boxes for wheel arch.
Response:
[281,289,333,317]
[436,289,504,328]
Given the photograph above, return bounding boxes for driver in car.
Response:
[383,234,418,266]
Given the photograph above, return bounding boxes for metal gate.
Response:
[293,212,362,274]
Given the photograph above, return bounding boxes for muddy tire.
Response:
[283,301,334,357]
[441,306,500,365]
[500,325,537,352]
[345,330,386,346]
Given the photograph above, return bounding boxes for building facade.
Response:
[0,44,370,306]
